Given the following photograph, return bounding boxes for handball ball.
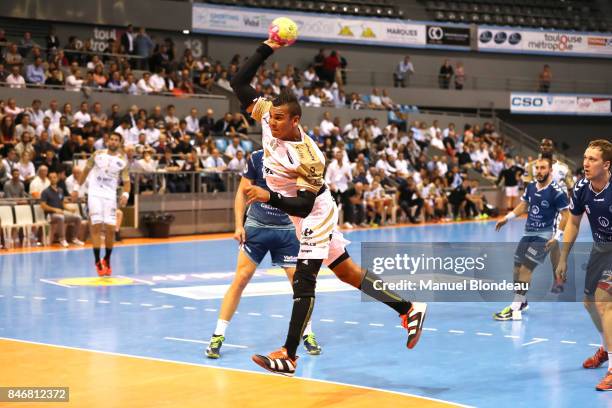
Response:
[268,17,298,46]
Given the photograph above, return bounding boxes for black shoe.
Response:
[115,231,122,242]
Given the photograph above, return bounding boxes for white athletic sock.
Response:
[511,294,526,311]
[601,333,607,350]
[303,320,313,336]
[214,319,229,337]
[608,353,611,371]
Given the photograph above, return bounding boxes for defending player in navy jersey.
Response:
[556,139,612,391]
[494,157,569,320]
[205,150,321,359]
[230,37,426,377]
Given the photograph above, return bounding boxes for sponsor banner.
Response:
[426,25,470,47]
[478,26,612,58]
[510,93,612,115]
[193,4,469,49]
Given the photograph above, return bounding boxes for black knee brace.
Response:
[292,258,323,299]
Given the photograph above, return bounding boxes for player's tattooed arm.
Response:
[78,151,97,185]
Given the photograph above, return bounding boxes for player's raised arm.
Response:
[230,40,283,118]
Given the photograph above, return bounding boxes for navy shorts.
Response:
[242,226,299,267]
[584,244,612,296]
[514,235,548,270]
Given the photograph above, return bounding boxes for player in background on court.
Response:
[206,149,321,359]
[556,139,612,391]
[524,138,574,293]
[494,157,569,320]
[79,132,130,277]
[231,38,426,377]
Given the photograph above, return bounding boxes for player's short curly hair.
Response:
[272,90,302,118]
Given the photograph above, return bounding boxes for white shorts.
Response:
[88,195,117,225]
[505,186,519,197]
[290,189,350,266]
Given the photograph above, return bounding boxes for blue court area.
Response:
[1,220,610,408]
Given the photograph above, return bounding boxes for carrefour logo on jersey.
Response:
[599,216,610,228]
[531,205,540,215]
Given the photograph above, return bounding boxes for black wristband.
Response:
[268,191,283,207]
[256,43,274,59]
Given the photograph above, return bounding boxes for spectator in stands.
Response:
[46,27,60,55]
[127,118,145,147]
[228,149,246,172]
[397,176,423,224]
[322,50,341,84]
[438,59,454,89]
[394,56,414,88]
[213,113,233,137]
[16,150,35,186]
[0,152,6,187]
[29,165,50,198]
[4,98,23,118]
[199,108,215,137]
[2,149,18,176]
[44,100,61,125]
[0,63,7,83]
[15,131,35,161]
[65,63,83,92]
[3,168,27,198]
[51,116,71,147]
[144,118,160,146]
[18,31,37,58]
[14,116,35,146]
[121,24,136,58]
[73,102,91,129]
[58,133,82,163]
[368,88,385,110]
[25,57,45,85]
[174,132,194,155]
[538,64,552,92]
[454,62,465,90]
[164,105,179,127]
[6,65,25,88]
[135,27,154,70]
[0,115,16,154]
[40,171,84,247]
[45,67,64,87]
[203,148,226,192]
[137,72,153,94]
[185,108,200,136]
[349,93,365,110]
[224,136,244,160]
[326,150,353,205]
[343,182,366,227]
[5,43,23,67]
[26,99,44,128]
[465,179,486,219]
[33,129,53,161]
[178,151,202,192]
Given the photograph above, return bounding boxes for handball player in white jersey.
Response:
[230,37,426,377]
[79,132,130,276]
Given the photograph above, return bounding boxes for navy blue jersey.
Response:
[570,176,612,243]
[521,180,569,238]
[243,150,293,227]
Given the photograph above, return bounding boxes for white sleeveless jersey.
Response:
[260,111,326,197]
[87,150,128,199]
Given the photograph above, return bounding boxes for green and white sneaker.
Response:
[205,334,225,359]
[303,333,322,355]
[493,304,526,321]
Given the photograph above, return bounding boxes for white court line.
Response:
[369,323,384,327]
[344,321,359,325]
[183,306,197,310]
[150,305,174,310]
[588,343,602,347]
[0,294,4,298]
[204,308,217,312]
[320,319,335,323]
[423,328,438,331]
[476,332,493,337]
[40,279,72,288]
[97,300,111,304]
[13,296,25,299]
[270,314,284,318]
[560,340,576,344]
[522,338,549,347]
[449,330,464,334]
[77,299,89,303]
[119,302,132,305]
[55,298,68,301]
[395,325,403,329]
[0,337,473,408]
[117,275,155,285]
[33,296,47,300]
[248,312,261,316]
[140,303,153,307]
[504,335,520,339]
[164,336,248,349]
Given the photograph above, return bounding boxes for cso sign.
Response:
[510,93,612,115]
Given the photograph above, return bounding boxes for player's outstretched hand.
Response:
[234,226,246,244]
[495,218,507,231]
[555,260,568,283]
[244,185,271,205]
[263,39,284,50]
